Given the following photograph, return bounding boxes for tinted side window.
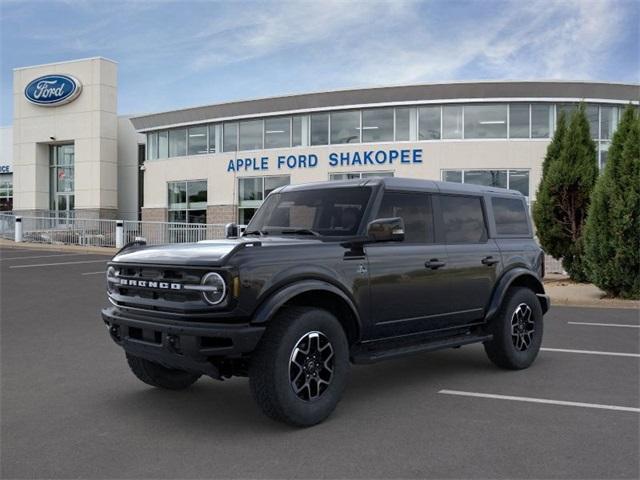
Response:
[440,195,487,243]
[492,197,530,235]
[377,191,433,243]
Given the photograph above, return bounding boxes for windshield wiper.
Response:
[278,228,321,237]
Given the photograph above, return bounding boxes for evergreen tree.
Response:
[533,104,598,281]
[541,111,567,177]
[533,112,567,258]
[584,106,640,298]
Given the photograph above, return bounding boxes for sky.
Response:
[0,0,638,126]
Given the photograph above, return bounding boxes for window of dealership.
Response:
[0,174,12,211]
[49,144,75,219]
[146,102,617,153]
[126,81,638,226]
[167,180,208,223]
[238,176,289,224]
[150,100,624,224]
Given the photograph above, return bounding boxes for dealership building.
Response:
[4,57,638,225]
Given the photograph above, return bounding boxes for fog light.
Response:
[201,272,226,305]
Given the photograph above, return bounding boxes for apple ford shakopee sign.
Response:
[24,74,82,106]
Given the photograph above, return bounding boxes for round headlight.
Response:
[106,266,117,293]
[201,272,226,305]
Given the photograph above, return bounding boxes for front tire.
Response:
[126,354,201,390]
[249,307,350,427]
[484,287,543,370]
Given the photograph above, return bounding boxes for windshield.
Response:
[245,187,372,237]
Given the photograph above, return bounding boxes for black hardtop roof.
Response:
[277,177,523,197]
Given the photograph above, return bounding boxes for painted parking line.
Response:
[541,347,640,358]
[568,321,640,329]
[81,270,106,275]
[9,259,108,269]
[0,253,89,261]
[438,390,640,413]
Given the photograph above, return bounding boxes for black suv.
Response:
[102,178,550,426]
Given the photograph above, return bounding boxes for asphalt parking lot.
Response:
[1,245,638,479]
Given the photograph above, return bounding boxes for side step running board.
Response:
[351,333,492,364]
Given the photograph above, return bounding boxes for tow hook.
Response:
[167,334,180,353]
[109,324,121,341]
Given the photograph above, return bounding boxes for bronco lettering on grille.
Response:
[118,278,182,290]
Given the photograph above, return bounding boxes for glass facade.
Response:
[419,106,440,140]
[292,116,303,147]
[0,173,12,211]
[239,120,263,151]
[442,169,530,198]
[329,171,394,180]
[143,103,624,167]
[310,113,329,145]
[395,107,411,141]
[168,180,207,223]
[531,104,552,138]
[362,108,394,143]
[464,104,508,139]
[158,131,168,159]
[330,110,360,144]
[223,122,238,152]
[187,126,208,156]
[49,144,75,218]
[168,128,187,157]
[442,105,463,139]
[238,175,290,224]
[265,117,291,149]
[509,104,530,138]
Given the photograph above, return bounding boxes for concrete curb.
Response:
[544,278,640,310]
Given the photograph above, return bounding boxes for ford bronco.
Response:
[102,177,550,426]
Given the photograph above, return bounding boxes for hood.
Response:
[111,236,323,266]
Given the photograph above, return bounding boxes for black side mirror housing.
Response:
[225,223,239,238]
[367,217,405,242]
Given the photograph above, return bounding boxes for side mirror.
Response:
[225,223,238,238]
[367,217,405,242]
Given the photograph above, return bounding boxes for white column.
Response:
[115,220,124,248]
[14,216,23,242]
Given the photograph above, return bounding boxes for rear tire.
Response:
[126,354,201,390]
[484,287,543,370]
[249,307,350,427]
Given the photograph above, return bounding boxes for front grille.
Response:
[108,264,214,314]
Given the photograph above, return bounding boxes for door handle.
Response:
[481,256,500,266]
[425,259,446,269]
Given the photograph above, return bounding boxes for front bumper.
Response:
[101,306,265,378]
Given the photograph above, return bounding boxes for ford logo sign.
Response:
[24,74,82,106]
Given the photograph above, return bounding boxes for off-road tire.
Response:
[484,287,543,370]
[249,307,350,427]
[126,353,201,390]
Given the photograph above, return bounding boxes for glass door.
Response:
[50,144,75,222]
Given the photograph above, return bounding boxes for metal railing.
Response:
[19,216,118,248]
[544,255,565,275]
[122,220,226,246]
[0,213,15,240]
[0,212,569,274]
[1,213,228,248]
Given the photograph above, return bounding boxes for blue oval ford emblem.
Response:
[24,74,82,106]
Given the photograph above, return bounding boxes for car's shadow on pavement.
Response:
[103,346,510,433]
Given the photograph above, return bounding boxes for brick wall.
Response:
[141,208,167,223]
[207,204,237,224]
